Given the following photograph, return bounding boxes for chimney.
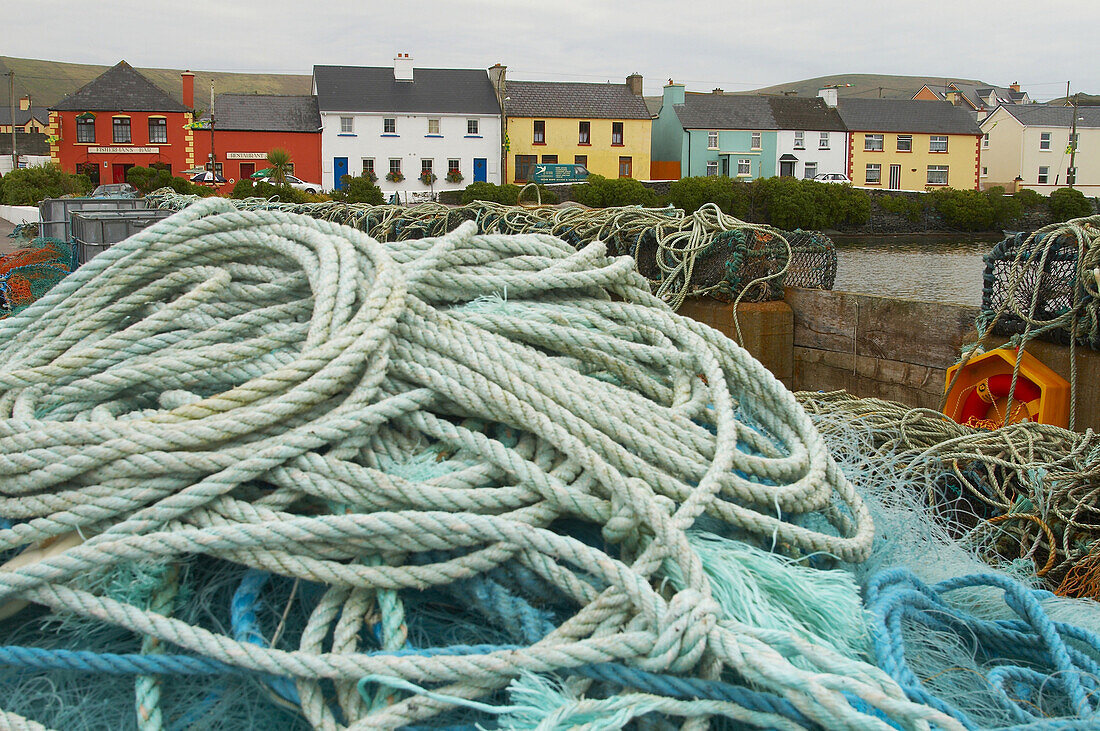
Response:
[488,63,507,102]
[817,87,838,108]
[394,53,414,82]
[1010,81,1020,93]
[18,95,30,111]
[181,71,195,108]
[663,80,685,106]
[712,88,723,95]
[626,73,643,96]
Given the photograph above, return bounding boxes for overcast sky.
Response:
[10,1,1098,101]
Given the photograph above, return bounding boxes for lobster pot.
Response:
[71,210,174,265]
[981,231,1099,349]
[785,229,838,290]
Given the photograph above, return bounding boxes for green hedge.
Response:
[928,187,1021,231]
[0,163,92,205]
[329,175,385,205]
[876,195,926,222]
[570,175,658,207]
[459,182,558,205]
[668,176,870,229]
[1048,188,1093,222]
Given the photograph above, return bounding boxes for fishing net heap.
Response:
[798,390,1100,597]
[980,217,1100,350]
[0,237,72,319]
[146,188,837,310]
[3,197,992,731]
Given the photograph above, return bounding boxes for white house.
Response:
[981,104,1100,197]
[772,94,848,181]
[313,56,501,196]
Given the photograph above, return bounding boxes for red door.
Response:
[240,162,255,181]
[112,164,132,183]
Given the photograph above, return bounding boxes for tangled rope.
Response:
[798,391,1100,595]
[145,189,837,311]
[0,238,72,319]
[0,199,974,729]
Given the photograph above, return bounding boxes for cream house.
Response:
[981,105,1100,196]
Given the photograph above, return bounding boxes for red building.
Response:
[48,61,197,186]
[192,94,323,193]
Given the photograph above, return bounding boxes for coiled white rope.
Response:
[0,198,958,729]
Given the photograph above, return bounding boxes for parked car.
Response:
[813,173,852,184]
[92,183,139,198]
[283,175,321,194]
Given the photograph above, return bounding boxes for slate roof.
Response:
[213,94,321,132]
[674,94,777,129]
[313,66,499,114]
[504,81,649,119]
[765,96,847,131]
[0,106,49,127]
[836,98,982,135]
[999,105,1100,129]
[51,61,191,113]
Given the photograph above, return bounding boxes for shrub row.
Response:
[667,176,871,230]
[921,186,1094,230]
[0,164,92,205]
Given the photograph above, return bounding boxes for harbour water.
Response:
[832,235,1001,307]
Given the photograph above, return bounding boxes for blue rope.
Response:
[866,568,1100,730]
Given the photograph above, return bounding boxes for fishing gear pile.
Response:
[1,199,969,730]
[145,189,837,310]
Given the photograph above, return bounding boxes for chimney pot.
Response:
[394,54,414,82]
[626,73,643,96]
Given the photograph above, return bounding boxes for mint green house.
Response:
[651,83,848,181]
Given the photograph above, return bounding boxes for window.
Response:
[427,118,440,135]
[981,166,988,177]
[205,161,223,176]
[533,120,546,144]
[865,163,882,184]
[542,154,557,163]
[618,156,632,178]
[340,116,354,134]
[751,131,761,149]
[804,162,817,179]
[929,135,948,153]
[389,158,402,175]
[927,165,949,185]
[448,159,460,174]
[737,158,751,176]
[467,119,479,135]
[574,154,587,169]
[794,131,804,149]
[579,121,591,145]
[1038,166,1049,184]
[362,158,375,176]
[1039,132,1051,150]
[982,133,989,148]
[864,134,883,151]
[707,130,718,149]
[819,132,829,149]
[383,118,396,134]
[148,117,167,144]
[112,117,131,144]
[514,154,537,182]
[896,134,912,152]
[421,159,433,174]
[76,117,95,143]
[612,122,624,146]
[706,160,718,176]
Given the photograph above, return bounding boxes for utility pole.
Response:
[8,72,16,173]
[209,81,216,176]
[1069,92,1080,189]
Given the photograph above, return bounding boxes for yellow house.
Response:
[502,76,651,182]
[835,98,982,190]
[0,96,49,134]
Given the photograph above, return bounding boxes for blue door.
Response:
[333,157,348,189]
[473,158,487,182]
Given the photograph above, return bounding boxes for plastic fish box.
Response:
[71,210,173,265]
[38,197,149,242]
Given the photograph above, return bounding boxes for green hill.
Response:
[1,56,312,108]
[742,73,985,100]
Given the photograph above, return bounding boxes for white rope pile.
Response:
[0,199,957,729]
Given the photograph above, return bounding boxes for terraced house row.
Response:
[45,55,1014,194]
